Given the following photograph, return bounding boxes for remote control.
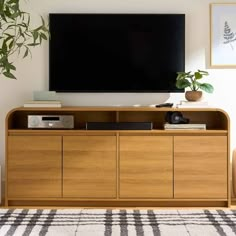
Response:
[155,103,173,108]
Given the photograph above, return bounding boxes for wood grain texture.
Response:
[63,136,117,198]
[7,136,62,198]
[174,136,228,198]
[120,136,173,198]
[6,200,228,208]
[6,107,229,131]
[5,107,230,207]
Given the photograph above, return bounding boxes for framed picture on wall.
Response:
[210,3,236,68]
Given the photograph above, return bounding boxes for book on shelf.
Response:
[177,104,210,108]
[164,123,206,130]
[23,100,62,108]
[176,100,210,108]
[179,100,208,105]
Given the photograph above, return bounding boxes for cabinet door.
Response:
[7,136,62,198]
[63,136,117,198]
[120,136,173,198]
[174,136,227,198]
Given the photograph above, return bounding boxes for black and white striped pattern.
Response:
[1,209,236,235]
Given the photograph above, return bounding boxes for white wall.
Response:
[1,0,236,180]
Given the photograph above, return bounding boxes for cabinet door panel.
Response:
[7,136,62,198]
[63,136,117,198]
[120,136,173,198]
[174,136,227,198]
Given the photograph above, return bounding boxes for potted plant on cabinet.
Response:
[0,0,49,79]
[175,70,214,101]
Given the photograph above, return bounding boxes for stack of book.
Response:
[23,100,62,108]
[176,100,209,108]
[164,123,206,130]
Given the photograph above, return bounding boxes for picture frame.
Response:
[210,3,236,68]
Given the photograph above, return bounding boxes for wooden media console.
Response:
[5,106,230,207]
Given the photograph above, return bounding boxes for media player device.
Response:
[28,115,74,129]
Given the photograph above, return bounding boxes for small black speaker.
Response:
[165,111,189,124]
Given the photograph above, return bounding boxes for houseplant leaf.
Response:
[194,71,203,80]
[3,71,16,79]
[0,0,49,79]
[176,70,213,93]
[199,83,214,93]
[176,78,191,89]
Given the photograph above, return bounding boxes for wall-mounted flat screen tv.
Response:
[49,13,185,92]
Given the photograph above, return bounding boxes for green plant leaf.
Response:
[41,25,49,32]
[40,32,47,40]
[3,71,16,79]
[0,55,7,63]
[194,72,203,80]
[23,47,29,58]
[4,34,14,42]
[27,43,40,47]
[199,83,214,93]
[0,0,49,79]
[32,31,39,43]
[0,1,4,12]
[176,78,191,89]
[5,62,16,71]
[8,0,18,4]
[27,12,30,25]
[176,69,213,93]
[198,70,209,75]
[8,38,14,49]
[176,71,194,82]
[2,40,8,53]
[40,15,45,26]
[34,25,43,31]
[8,63,16,70]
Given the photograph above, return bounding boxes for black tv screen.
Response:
[49,13,185,92]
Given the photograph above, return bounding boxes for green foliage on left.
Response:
[0,0,49,79]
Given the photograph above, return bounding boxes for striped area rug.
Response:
[1,209,236,236]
